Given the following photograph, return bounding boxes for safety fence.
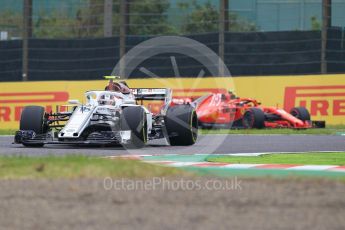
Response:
[1,28,345,81]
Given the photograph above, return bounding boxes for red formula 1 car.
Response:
[174,91,325,129]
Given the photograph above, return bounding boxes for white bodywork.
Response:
[58,90,152,141]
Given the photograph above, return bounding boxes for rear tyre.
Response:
[243,108,265,129]
[290,107,311,121]
[20,106,46,147]
[165,105,198,146]
[121,106,147,148]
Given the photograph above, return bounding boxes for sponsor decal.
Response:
[0,92,69,122]
[284,85,345,116]
[1,76,344,128]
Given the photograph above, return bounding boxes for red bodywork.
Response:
[173,92,312,129]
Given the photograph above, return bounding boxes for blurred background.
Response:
[0,0,344,81]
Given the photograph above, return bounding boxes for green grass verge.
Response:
[207,152,345,165]
[201,125,345,135]
[0,155,188,179]
[0,129,16,135]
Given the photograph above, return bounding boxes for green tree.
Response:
[227,13,257,32]
[34,0,176,38]
[75,0,105,37]
[181,1,219,33]
[35,11,80,38]
[180,1,257,34]
[311,16,321,31]
[31,0,106,38]
[0,10,22,38]
[128,0,176,35]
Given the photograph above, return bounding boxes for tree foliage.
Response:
[310,16,321,31]
[128,0,176,35]
[0,10,22,38]
[180,1,257,34]
[0,0,258,39]
[180,1,219,33]
[35,11,82,38]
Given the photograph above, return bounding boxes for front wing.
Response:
[14,130,132,146]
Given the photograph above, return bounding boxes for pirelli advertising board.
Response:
[0,74,344,129]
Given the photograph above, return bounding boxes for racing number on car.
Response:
[210,93,222,106]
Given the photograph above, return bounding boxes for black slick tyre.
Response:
[121,106,147,148]
[290,107,311,121]
[165,105,198,146]
[19,106,46,147]
[242,107,265,129]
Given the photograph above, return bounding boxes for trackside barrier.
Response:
[0,74,344,129]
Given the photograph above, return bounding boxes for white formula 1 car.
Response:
[14,77,198,148]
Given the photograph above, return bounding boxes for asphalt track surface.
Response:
[1,134,344,156]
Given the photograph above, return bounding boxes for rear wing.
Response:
[131,88,172,101]
[131,88,172,113]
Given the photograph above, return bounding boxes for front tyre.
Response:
[20,106,46,147]
[165,105,198,146]
[243,108,265,129]
[121,106,147,148]
[290,107,311,121]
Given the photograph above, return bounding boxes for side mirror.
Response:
[68,99,81,105]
